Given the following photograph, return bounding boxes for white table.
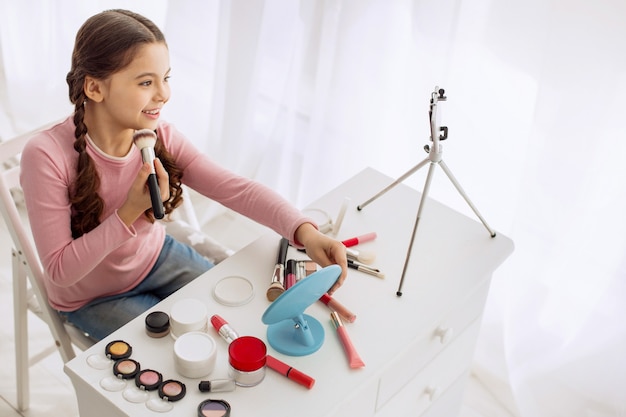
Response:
[64,167,514,417]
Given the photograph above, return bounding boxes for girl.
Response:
[20,9,347,341]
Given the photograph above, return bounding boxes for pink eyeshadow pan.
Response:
[139,370,159,386]
[135,369,163,391]
[163,382,181,396]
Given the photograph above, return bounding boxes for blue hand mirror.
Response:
[261,265,340,356]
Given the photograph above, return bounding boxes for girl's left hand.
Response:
[295,223,348,295]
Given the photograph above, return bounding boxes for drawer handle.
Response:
[424,385,440,401]
[434,326,454,344]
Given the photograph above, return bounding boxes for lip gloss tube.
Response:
[319,293,356,323]
[284,259,297,290]
[330,312,365,369]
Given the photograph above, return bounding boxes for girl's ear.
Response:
[83,76,104,103]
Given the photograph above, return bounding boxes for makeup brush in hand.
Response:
[133,129,165,219]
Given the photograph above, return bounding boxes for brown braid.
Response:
[68,100,104,238]
[66,9,183,238]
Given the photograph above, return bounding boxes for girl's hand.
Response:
[118,159,169,227]
[154,157,170,202]
[295,223,348,295]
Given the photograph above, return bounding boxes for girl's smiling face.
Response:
[92,42,171,133]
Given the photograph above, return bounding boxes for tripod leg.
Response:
[357,157,430,211]
[438,160,496,237]
[397,162,437,296]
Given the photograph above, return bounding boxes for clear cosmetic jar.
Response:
[228,336,267,387]
[173,331,217,378]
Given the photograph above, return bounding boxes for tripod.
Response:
[357,87,496,296]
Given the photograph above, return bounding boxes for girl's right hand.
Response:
[118,159,169,227]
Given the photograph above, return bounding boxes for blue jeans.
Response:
[59,235,213,341]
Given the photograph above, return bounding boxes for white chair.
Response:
[0,122,95,412]
[0,122,233,411]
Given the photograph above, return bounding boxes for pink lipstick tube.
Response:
[330,312,365,369]
[341,232,377,248]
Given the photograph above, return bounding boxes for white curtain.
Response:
[1,1,625,416]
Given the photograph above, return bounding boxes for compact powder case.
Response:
[113,358,140,380]
[158,379,186,402]
[135,369,163,391]
[105,340,132,360]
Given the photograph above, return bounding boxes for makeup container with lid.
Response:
[228,336,267,387]
[169,298,208,339]
[173,331,217,378]
[145,311,170,338]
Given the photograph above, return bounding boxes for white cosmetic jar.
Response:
[169,298,207,339]
[173,331,217,379]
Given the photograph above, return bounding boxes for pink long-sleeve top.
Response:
[20,117,313,311]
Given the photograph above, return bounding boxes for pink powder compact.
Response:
[228,336,267,387]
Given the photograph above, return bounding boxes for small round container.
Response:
[173,332,217,378]
[197,399,231,417]
[228,336,266,387]
[113,358,140,380]
[145,311,170,338]
[169,298,208,339]
[105,340,132,360]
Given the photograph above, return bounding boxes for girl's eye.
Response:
[140,80,152,86]
[164,75,171,83]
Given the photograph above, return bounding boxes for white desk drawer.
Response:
[376,280,489,409]
[412,370,470,417]
[375,319,481,417]
[328,378,379,417]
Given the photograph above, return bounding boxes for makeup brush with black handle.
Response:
[133,129,165,219]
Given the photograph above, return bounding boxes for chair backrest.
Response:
[0,121,93,362]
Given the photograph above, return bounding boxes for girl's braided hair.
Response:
[65,9,183,238]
